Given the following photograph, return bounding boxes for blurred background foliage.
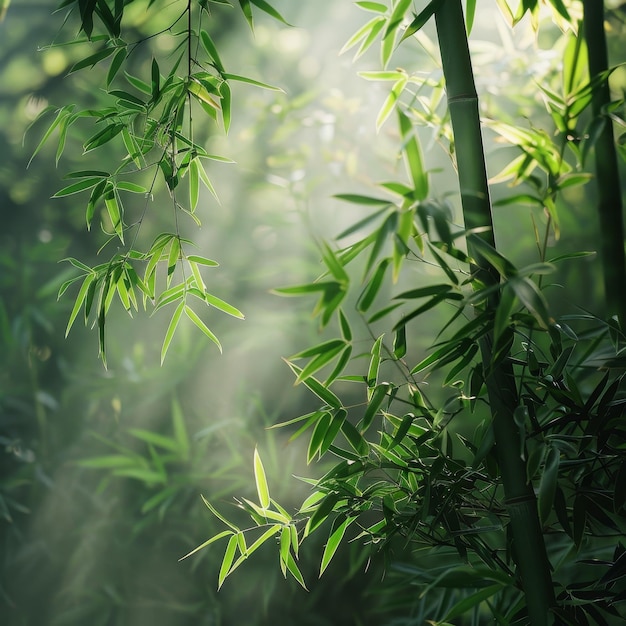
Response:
[1,1,625,625]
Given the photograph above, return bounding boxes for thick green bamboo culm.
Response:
[434,1,555,624]
[582,0,626,327]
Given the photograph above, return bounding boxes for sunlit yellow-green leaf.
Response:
[253,447,270,508]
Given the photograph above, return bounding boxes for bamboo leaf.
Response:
[200,29,225,72]
[384,0,412,39]
[68,46,116,74]
[28,105,75,167]
[218,534,239,589]
[178,530,233,561]
[222,72,283,91]
[333,193,391,205]
[320,516,355,576]
[355,1,387,12]
[538,446,560,524]
[53,177,104,197]
[285,552,307,589]
[362,382,391,431]
[443,584,504,622]
[367,335,383,389]
[115,181,147,194]
[249,0,292,25]
[253,447,270,509]
[107,46,127,86]
[509,276,552,329]
[285,361,342,409]
[161,300,185,364]
[308,411,332,463]
[201,495,240,532]
[186,255,219,267]
[245,524,282,556]
[104,191,124,243]
[184,306,222,353]
[400,0,444,43]
[279,526,291,576]
[398,109,429,200]
[358,258,390,312]
[204,292,245,319]
[189,159,200,211]
[65,273,96,337]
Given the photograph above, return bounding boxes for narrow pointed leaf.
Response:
[184,306,222,353]
[320,516,355,576]
[253,447,270,509]
[161,300,185,364]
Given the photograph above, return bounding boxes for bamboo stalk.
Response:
[582,0,626,327]
[434,2,554,623]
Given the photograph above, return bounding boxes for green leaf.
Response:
[508,275,552,329]
[201,495,240,532]
[253,447,270,509]
[68,46,116,74]
[65,273,96,337]
[28,104,75,167]
[53,177,104,197]
[320,516,355,576]
[104,191,124,243]
[189,159,200,211]
[355,1,387,12]
[187,255,219,267]
[218,533,239,588]
[184,306,222,353]
[63,169,110,179]
[362,382,391,431]
[220,80,231,133]
[222,72,283,91]
[393,324,406,359]
[249,0,292,26]
[398,109,428,200]
[308,411,332,463]
[203,292,244,319]
[161,300,185,364]
[285,552,307,590]
[384,0,412,39]
[75,454,137,469]
[285,362,342,409]
[443,584,504,622]
[333,193,391,206]
[171,397,190,461]
[107,46,127,86]
[377,76,407,131]
[128,428,179,453]
[245,524,282,556]
[468,234,516,278]
[178,530,233,561]
[538,446,560,524]
[84,122,124,153]
[116,181,147,193]
[200,29,225,72]
[195,158,220,202]
[367,335,383,389]
[400,0,444,43]
[358,258,390,312]
[341,16,385,56]
[279,526,291,575]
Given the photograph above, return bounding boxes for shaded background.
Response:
[1,1,625,625]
